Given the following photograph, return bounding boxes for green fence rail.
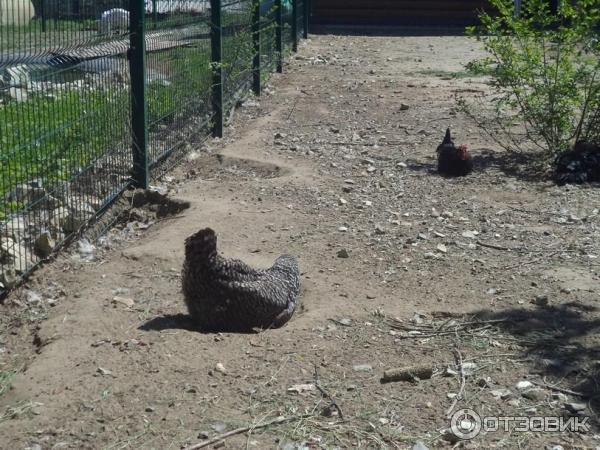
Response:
[0,0,309,293]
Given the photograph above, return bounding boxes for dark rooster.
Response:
[555,141,600,185]
[436,128,473,177]
[181,228,301,332]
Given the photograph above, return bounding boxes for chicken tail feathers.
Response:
[442,128,452,146]
[185,227,217,261]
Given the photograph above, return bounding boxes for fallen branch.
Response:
[380,365,434,383]
[476,240,511,251]
[531,380,585,398]
[446,348,467,418]
[183,414,312,450]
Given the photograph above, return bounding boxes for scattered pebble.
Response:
[353,364,373,372]
[337,249,349,258]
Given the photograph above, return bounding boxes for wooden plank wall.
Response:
[312,0,495,25]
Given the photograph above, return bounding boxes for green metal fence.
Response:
[0,0,309,293]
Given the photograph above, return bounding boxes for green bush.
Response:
[464,0,600,156]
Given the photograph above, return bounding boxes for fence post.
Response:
[275,0,283,73]
[40,0,46,32]
[292,0,298,52]
[303,0,309,38]
[129,0,149,188]
[210,0,224,138]
[152,0,158,28]
[252,0,261,95]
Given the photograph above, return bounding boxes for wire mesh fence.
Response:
[0,0,310,293]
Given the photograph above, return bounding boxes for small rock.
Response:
[491,388,512,399]
[112,296,135,308]
[77,238,96,261]
[444,367,458,377]
[516,380,534,390]
[522,389,546,401]
[145,406,155,412]
[34,232,55,258]
[476,377,492,388]
[364,200,373,207]
[507,398,521,407]
[400,103,410,111]
[97,367,112,376]
[374,225,385,235]
[215,363,227,374]
[338,226,348,232]
[366,293,376,299]
[441,429,460,444]
[338,198,347,205]
[396,162,407,168]
[25,290,43,306]
[287,383,316,394]
[533,295,549,306]
[211,423,227,433]
[564,402,587,413]
[462,230,477,239]
[337,249,349,258]
[462,362,477,377]
[442,211,454,218]
[353,364,373,372]
[436,244,447,253]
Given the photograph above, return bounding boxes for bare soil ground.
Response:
[1,33,600,450]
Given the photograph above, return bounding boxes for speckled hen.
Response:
[181,228,301,332]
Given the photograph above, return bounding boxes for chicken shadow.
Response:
[403,149,548,182]
[139,314,264,334]
[465,302,600,424]
[139,314,200,332]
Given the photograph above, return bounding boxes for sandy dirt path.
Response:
[1,33,599,450]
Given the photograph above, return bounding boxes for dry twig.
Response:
[314,365,344,420]
[182,414,312,450]
[446,348,466,418]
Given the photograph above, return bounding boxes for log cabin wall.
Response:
[312,0,496,26]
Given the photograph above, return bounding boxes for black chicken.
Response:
[181,228,301,332]
[437,128,473,177]
[555,141,600,185]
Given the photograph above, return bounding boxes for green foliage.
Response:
[465,0,600,155]
[0,88,130,200]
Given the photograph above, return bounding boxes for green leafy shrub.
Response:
[463,0,600,156]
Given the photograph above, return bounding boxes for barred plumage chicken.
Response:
[437,128,473,177]
[555,141,600,185]
[181,228,301,332]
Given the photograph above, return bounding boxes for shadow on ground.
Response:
[404,149,549,182]
[310,25,470,37]
[139,313,260,334]
[471,302,600,419]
